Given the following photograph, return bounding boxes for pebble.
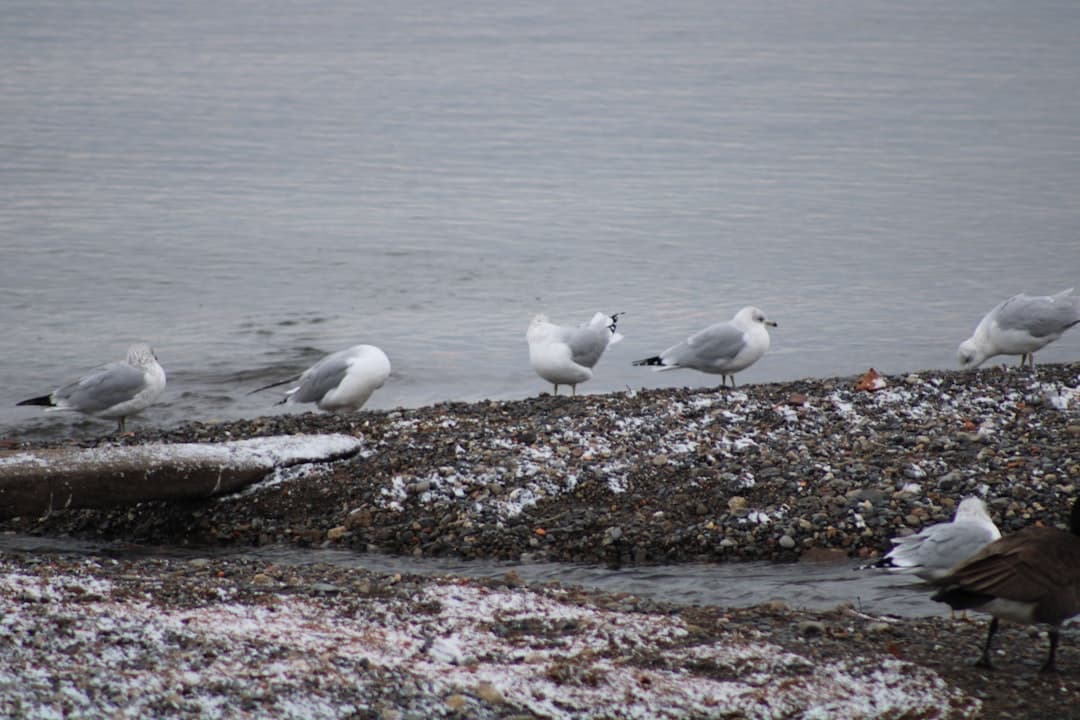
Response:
[474,682,504,704]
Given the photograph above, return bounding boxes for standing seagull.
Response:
[877,497,1001,581]
[17,343,166,433]
[958,289,1080,370]
[526,312,623,396]
[632,306,776,388]
[931,497,1080,673]
[249,344,391,412]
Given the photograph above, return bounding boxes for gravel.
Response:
[2,362,1079,718]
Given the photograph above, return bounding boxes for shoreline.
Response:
[2,363,1079,718]
[2,363,1077,564]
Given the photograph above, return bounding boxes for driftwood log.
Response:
[0,434,362,519]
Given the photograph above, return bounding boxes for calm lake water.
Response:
[3,0,1080,440]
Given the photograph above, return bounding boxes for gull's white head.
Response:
[955,497,990,521]
[126,343,160,369]
[733,306,778,329]
[527,314,554,343]
[957,338,985,370]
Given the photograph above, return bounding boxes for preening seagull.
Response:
[931,497,1080,673]
[958,289,1080,370]
[632,306,776,388]
[16,343,166,433]
[526,312,623,396]
[877,497,1001,581]
[249,344,391,412]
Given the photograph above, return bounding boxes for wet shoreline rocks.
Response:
[2,363,1077,566]
[3,364,1080,719]
[0,552,992,719]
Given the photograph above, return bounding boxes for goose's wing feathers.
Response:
[942,528,1080,602]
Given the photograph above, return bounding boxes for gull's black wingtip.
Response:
[16,394,54,408]
[632,356,663,367]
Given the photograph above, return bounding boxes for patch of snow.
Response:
[0,564,979,720]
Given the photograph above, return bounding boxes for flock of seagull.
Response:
[12,288,1080,672]
[15,288,1080,430]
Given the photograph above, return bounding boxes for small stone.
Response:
[326,526,348,541]
[903,464,926,479]
[603,527,623,545]
[346,508,374,529]
[445,694,468,711]
[651,454,669,467]
[798,620,825,636]
[866,622,893,635]
[779,535,796,549]
[251,573,272,586]
[474,682,504,704]
[728,496,748,512]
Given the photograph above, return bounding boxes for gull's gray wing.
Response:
[563,324,611,369]
[995,293,1080,338]
[53,362,146,413]
[664,322,746,368]
[890,520,998,572]
[290,350,351,404]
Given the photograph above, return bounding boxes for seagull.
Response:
[632,306,776,387]
[249,345,391,411]
[877,498,1001,581]
[526,312,623,396]
[16,343,166,433]
[958,289,1080,370]
[931,497,1080,673]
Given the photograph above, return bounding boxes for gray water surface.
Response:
[0,534,944,618]
[3,0,1080,441]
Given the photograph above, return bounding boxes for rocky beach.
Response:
[2,363,1080,718]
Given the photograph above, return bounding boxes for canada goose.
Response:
[878,497,1001,581]
[931,497,1080,672]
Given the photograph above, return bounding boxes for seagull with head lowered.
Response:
[527,312,623,396]
[633,306,776,388]
[250,344,391,412]
[958,288,1080,370]
[877,497,1001,581]
[17,343,166,433]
